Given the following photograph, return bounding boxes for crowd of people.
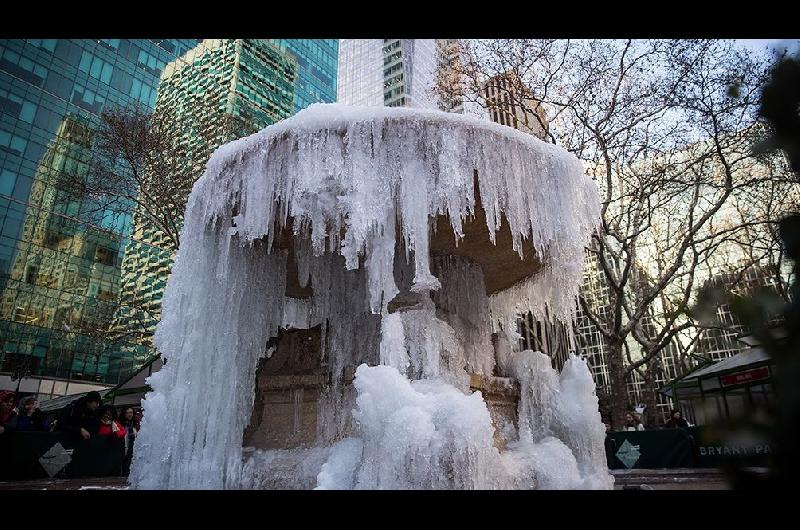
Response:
[603,408,692,433]
[1,391,50,434]
[0,390,141,476]
[6,387,697,477]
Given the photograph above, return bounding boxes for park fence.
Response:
[0,431,125,481]
[606,426,773,470]
[2,426,773,481]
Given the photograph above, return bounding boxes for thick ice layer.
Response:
[431,255,493,376]
[239,446,333,490]
[554,355,616,489]
[500,437,583,490]
[197,103,599,322]
[306,359,613,490]
[327,364,502,489]
[509,351,614,489]
[511,350,561,443]
[142,352,613,489]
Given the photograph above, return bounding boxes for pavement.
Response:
[0,476,129,490]
[611,468,734,490]
[0,468,745,490]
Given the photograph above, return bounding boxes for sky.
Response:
[737,39,800,56]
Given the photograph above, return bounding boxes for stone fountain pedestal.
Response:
[244,366,524,451]
[242,179,541,452]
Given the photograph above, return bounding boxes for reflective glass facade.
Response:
[114,39,297,346]
[336,39,384,106]
[270,39,338,112]
[338,39,438,109]
[0,38,338,396]
[0,39,199,391]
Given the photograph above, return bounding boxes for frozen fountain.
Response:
[128,103,613,490]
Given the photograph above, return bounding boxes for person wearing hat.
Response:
[56,390,103,441]
[0,391,17,435]
[13,396,50,432]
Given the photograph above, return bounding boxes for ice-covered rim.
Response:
[210,103,564,171]
[185,102,601,322]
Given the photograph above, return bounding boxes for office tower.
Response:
[114,40,298,346]
[694,263,786,360]
[435,39,466,114]
[269,40,339,113]
[338,39,439,108]
[482,72,549,140]
[0,39,198,398]
[0,114,125,383]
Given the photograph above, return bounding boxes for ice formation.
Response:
[310,356,612,490]
[129,103,609,490]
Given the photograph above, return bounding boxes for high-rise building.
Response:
[270,40,338,113]
[114,39,299,346]
[568,249,683,421]
[113,39,339,351]
[0,39,199,399]
[0,115,125,384]
[0,39,338,399]
[482,72,549,140]
[338,39,439,108]
[435,39,467,114]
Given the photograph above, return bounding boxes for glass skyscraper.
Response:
[338,39,438,108]
[270,39,338,113]
[0,39,199,398]
[114,39,298,347]
[0,39,338,400]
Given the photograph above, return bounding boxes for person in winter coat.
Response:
[91,405,127,477]
[623,411,645,431]
[117,406,138,475]
[96,405,126,442]
[665,409,690,429]
[0,391,17,435]
[12,396,50,432]
[56,391,102,441]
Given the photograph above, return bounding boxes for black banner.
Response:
[605,427,772,469]
[688,426,772,468]
[606,429,695,469]
[0,431,125,481]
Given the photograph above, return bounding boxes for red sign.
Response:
[720,367,770,387]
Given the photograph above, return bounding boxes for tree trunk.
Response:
[606,339,628,430]
[641,359,662,428]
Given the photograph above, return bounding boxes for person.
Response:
[665,409,690,429]
[96,405,126,442]
[92,405,127,477]
[623,411,645,431]
[56,390,102,442]
[0,391,17,435]
[117,407,139,475]
[12,396,49,432]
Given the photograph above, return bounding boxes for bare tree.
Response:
[441,39,798,428]
[64,103,256,252]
